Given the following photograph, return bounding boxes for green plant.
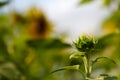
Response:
[51,34,117,80]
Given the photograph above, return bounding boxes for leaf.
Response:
[0,0,9,7]
[0,62,21,80]
[104,76,117,80]
[103,0,112,7]
[51,65,80,74]
[97,74,117,80]
[0,39,9,61]
[100,74,109,77]
[78,0,94,5]
[102,11,120,31]
[27,39,71,50]
[92,57,116,65]
[69,52,85,59]
[96,33,118,50]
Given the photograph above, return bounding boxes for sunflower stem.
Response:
[82,53,91,80]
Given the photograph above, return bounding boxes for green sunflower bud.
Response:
[73,34,98,52]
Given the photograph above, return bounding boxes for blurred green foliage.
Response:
[78,0,93,4]
[0,7,71,80]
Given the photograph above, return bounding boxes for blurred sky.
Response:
[1,0,113,41]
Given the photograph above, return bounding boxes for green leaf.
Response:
[78,0,94,5]
[97,33,118,50]
[100,74,109,77]
[104,76,117,80]
[51,65,80,74]
[0,0,9,7]
[27,39,70,50]
[0,39,9,62]
[103,0,112,7]
[0,62,21,80]
[69,52,85,59]
[102,11,120,29]
[92,57,116,65]
[96,74,117,80]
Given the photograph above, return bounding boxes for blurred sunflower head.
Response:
[73,34,97,52]
[26,7,53,39]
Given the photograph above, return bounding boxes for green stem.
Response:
[82,53,92,79]
[86,54,90,78]
[82,55,88,74]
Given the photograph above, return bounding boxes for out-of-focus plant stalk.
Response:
[82,53,92,80]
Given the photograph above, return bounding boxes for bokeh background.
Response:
[0,0,120,80]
